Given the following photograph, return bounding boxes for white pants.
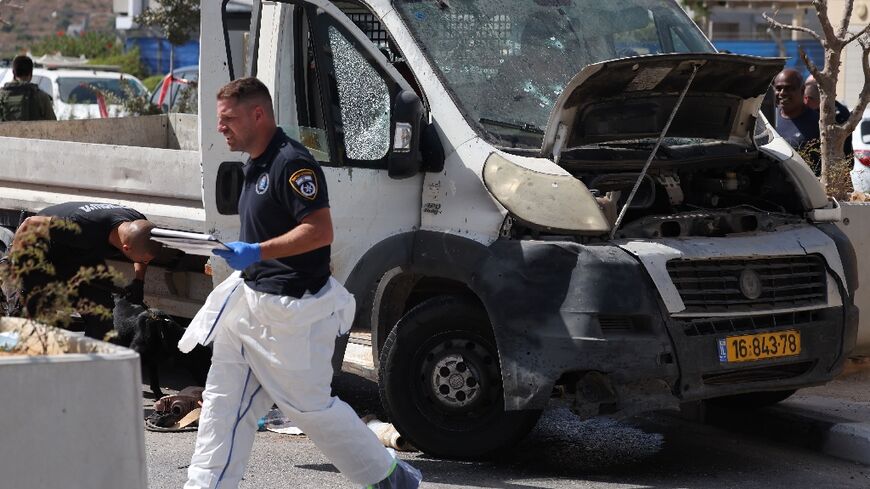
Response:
[184,278,394,489]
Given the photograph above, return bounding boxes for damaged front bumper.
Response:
[480,224,858,418]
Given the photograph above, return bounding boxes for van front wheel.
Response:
[378,295,540,459]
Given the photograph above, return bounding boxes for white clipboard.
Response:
[151,228,230,256]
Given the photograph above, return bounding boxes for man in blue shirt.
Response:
[183,78,420,489]
[774,69,821,175]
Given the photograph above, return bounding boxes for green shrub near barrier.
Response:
[142,75,164,93]
[29,33,147,79]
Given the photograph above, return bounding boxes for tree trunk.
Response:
[817,45,845,185]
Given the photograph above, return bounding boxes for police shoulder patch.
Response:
[289,168,318,200]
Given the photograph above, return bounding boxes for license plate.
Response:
[717,330,801,363]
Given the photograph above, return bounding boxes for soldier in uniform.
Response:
[0,55,56,122]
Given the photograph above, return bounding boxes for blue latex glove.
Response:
[213,241,262,270]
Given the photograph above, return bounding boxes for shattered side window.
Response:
[328,26,391,161]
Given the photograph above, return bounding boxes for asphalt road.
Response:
[144,370,870,489]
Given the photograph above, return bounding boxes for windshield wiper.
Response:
[479,117,544,135]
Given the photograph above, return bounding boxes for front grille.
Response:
[680,310,825,337]
[668,255,827,314]
[702,361,814,385]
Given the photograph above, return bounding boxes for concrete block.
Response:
[0,318,147,489]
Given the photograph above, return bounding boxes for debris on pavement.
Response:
[362,414,416,452]
[146,386,204,432]
[258,408,304,435]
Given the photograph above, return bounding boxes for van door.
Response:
[200,0,254,282]
[255,1,424,284]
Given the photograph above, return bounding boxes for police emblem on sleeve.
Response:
[290,168,318,200]
[255,173,269,195]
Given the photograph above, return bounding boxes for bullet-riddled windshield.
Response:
[395,0,714,149]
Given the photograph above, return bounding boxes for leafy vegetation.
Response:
[134,0,200,47]
[31,31,119,59]
[142,75,164,92]
[0,219,123,353]
[29,31,147,79]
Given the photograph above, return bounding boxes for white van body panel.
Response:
[421,137,506,245]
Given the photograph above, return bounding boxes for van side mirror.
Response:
[215,161,244,215]
[388,90,424,179]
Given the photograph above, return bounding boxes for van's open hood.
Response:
[541,53,785,159]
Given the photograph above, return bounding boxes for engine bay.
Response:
[508,142,809,240]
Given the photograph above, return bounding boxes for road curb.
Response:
[679,399,870,465]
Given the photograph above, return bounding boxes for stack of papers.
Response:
[151,228,229,256]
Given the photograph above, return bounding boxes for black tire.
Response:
[709,389,797,409]
[378,295,541,459]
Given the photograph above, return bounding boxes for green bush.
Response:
[142,75,165,93]
[28,32,148,80]
[0,219,122,338]
[31,32,121,60]
[89,47,147,80]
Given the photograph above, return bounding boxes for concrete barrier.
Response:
[837,203,870,354]
[0,318,147,489]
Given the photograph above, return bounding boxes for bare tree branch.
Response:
[844,24,870,45]
[837,0,855,39]
[763,11,822,42]
[842,38,870,133]
[815,0,841,49]
[799,46,823,80]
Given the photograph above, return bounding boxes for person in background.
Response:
[0,55,56,122]
[7,202,159,338]
[773,69,821,175]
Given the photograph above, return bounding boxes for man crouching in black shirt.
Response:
[7,202,161,338]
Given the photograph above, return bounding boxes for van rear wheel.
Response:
[378,295,541,459]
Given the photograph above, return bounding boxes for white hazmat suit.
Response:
[179,272,398,488]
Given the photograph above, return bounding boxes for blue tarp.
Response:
[126,38,199,76]
[712,40,825,78]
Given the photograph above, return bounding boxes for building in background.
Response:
[828,0,870,109]
[681,1,824,78]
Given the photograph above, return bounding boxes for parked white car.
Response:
[851,107,870,193]
[0,68,148,119]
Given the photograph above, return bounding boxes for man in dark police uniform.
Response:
[8,202,159,338]
[181,77,420,489]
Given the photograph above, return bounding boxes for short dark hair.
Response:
[216,77,273,107]
[12,55,33,79]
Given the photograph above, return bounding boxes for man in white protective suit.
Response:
[179,77,422,489]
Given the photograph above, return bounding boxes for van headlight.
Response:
[482,152,610,234]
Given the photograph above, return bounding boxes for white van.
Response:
[0,0,858,460]
[193,0,857,459]
[0,68,148,119]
